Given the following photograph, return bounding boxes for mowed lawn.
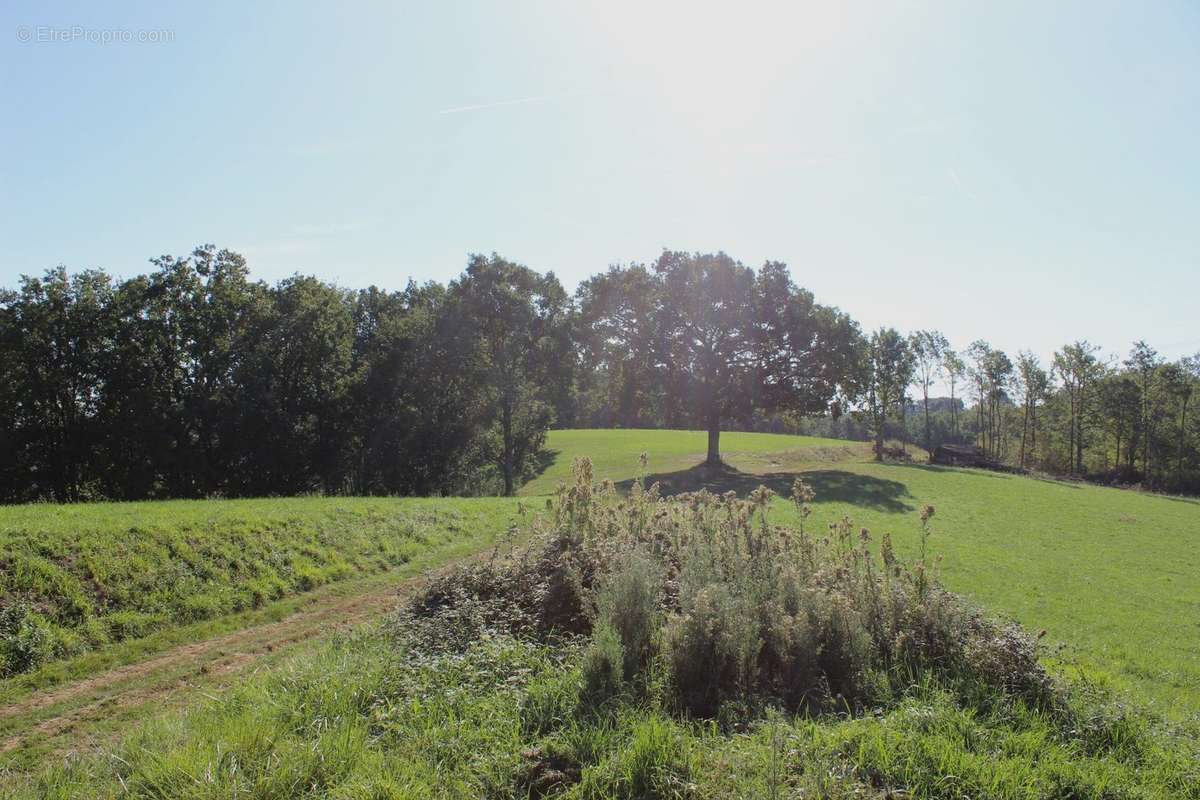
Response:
[539,428,1200,715]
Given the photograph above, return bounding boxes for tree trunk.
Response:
[1068,393,1078,474]
[923,389,931,454]
[1142,386,1152,486]
[1019,398,1029,468]
[976,384,985,452]
[706,413,721,466]
[1178,396,1190,488]
[1030,404,1037,463]
[1076,410,1085,475]
[501,398,515,496]
[950,380,958,438]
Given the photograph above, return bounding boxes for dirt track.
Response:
[0,569,436,761]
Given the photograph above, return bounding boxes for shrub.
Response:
[400,540,594,649]
[594,549,662,681]
[1,602,55,677]
[663,582,764,717]
[401,458,1058,723]
[581,623,625,705]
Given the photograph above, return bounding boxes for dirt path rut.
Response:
[0,566,449,762]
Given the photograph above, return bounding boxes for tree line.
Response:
[2,246,1197,502]
[851,331,1200,493]
[0,248,573,501]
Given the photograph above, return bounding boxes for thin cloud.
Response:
[436,90,587,116]
[286,138,362,158]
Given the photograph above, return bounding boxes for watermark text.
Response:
[16,26,175,44]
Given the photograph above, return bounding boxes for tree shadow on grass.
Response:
[901,463,1013,479]
[900,462,1088,489]
[526,447,560,477]
[615,461,915,513]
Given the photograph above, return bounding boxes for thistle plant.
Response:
[916,504,936,597]
[404,457,1056,719]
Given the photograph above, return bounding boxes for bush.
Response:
[401,459,1058,723]
[663,582,764,717]
[594,549,662,681]
[581,623,625,705]
[1,602,56,677]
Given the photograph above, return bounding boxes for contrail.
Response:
[436,95,552,115]
[439,91,592,116]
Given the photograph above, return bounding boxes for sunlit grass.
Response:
[542,429,1200,715]
[520,428,853,495]
[0,496,521,683]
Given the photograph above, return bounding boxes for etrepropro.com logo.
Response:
[15,25,175,44]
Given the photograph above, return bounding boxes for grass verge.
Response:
[1,497,520,682]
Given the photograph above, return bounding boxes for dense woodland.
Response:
[1,245,1197,502]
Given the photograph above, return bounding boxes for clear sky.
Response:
[3,0,1198,373]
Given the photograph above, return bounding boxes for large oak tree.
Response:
[579,251,861,466]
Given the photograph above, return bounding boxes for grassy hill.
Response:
[4,429,1196,713]
[3,428,1199,797]
[0,497,521,689]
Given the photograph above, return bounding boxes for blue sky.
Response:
[3,0,1198,372]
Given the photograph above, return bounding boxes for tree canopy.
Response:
[577,251,861,465]
[3,245,1199,501]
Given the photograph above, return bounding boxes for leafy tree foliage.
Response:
[451,254,573,495]
[909,330,950,451]
[896,338,1200,493]
[1014,351,1049,469]
[4,244,1200,500]
[861,328,914,460]
[577,252,861,465]
[0,248,568,501]
[576,264,660,428]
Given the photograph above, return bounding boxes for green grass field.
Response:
[4,429,1197,711]
[3,428,1199,797]
[0,496,521,687]
[520,429,853,495]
